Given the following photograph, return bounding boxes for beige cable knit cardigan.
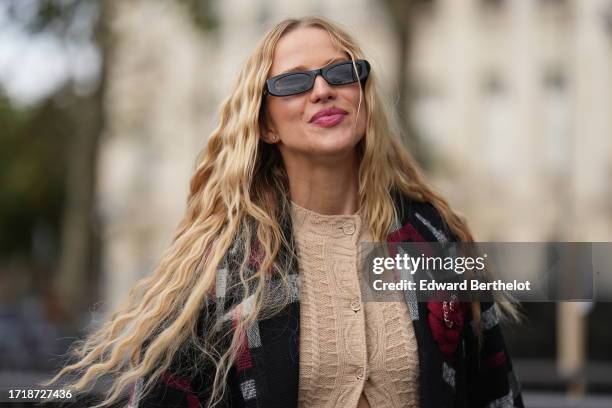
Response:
[291,201,419,408]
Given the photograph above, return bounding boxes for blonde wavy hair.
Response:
[45,16,518,407]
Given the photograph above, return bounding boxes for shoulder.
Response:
[391,191,457,243]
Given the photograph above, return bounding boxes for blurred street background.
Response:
[0,0,611,406]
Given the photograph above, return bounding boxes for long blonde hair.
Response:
[45,16,517,407]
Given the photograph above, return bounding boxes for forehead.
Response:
[269,26,348,76]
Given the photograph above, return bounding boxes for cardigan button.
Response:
[342,221,355,235]
[350,298,361,312]
[356,368,365,380]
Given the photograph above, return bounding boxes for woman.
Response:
[47,16,524,408]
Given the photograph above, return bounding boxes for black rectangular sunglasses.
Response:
[264,59,370,97]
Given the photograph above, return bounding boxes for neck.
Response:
[284,151,360,215]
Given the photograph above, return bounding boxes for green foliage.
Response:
[0,96,69,258]
[179,0,218,32]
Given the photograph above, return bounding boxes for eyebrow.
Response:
[279,57,347,75]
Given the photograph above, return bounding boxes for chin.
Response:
[316,125,360,145]
[312,135,361,158]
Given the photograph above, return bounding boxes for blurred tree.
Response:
[382,0,430,167]
[179,0,218,32]
[26,0,217,324]
[0,97,63,257]
[4,0,106,325]
[54,1,107,325]
[0,94,68,281]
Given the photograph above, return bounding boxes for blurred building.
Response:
[407,0,612,393]
[409,0,612,242]
[98,0,216,312]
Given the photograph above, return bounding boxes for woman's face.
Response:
[263,26,367,163]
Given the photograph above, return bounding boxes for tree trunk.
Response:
[54,1,109,324]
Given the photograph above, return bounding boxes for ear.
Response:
[260,111,280,144]
[262,129,279,144]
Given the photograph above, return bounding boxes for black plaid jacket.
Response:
[129,192,524,408]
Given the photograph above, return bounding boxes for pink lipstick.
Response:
[310,107,348,127]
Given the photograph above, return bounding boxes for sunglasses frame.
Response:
[264,59,370,97]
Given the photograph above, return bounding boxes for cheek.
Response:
[342,88,364,115]
[358,103,367,130]
[268,99,304,131]
[345,90,367,133]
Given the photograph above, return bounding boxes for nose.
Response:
[309,74,336,103]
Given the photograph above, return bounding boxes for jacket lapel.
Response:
[230,209,301,408]
[391,194,457,408]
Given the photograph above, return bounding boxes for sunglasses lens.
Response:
[326,63,358,84]
[272,73,312,96]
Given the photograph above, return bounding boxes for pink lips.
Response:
[309,107,348,127]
